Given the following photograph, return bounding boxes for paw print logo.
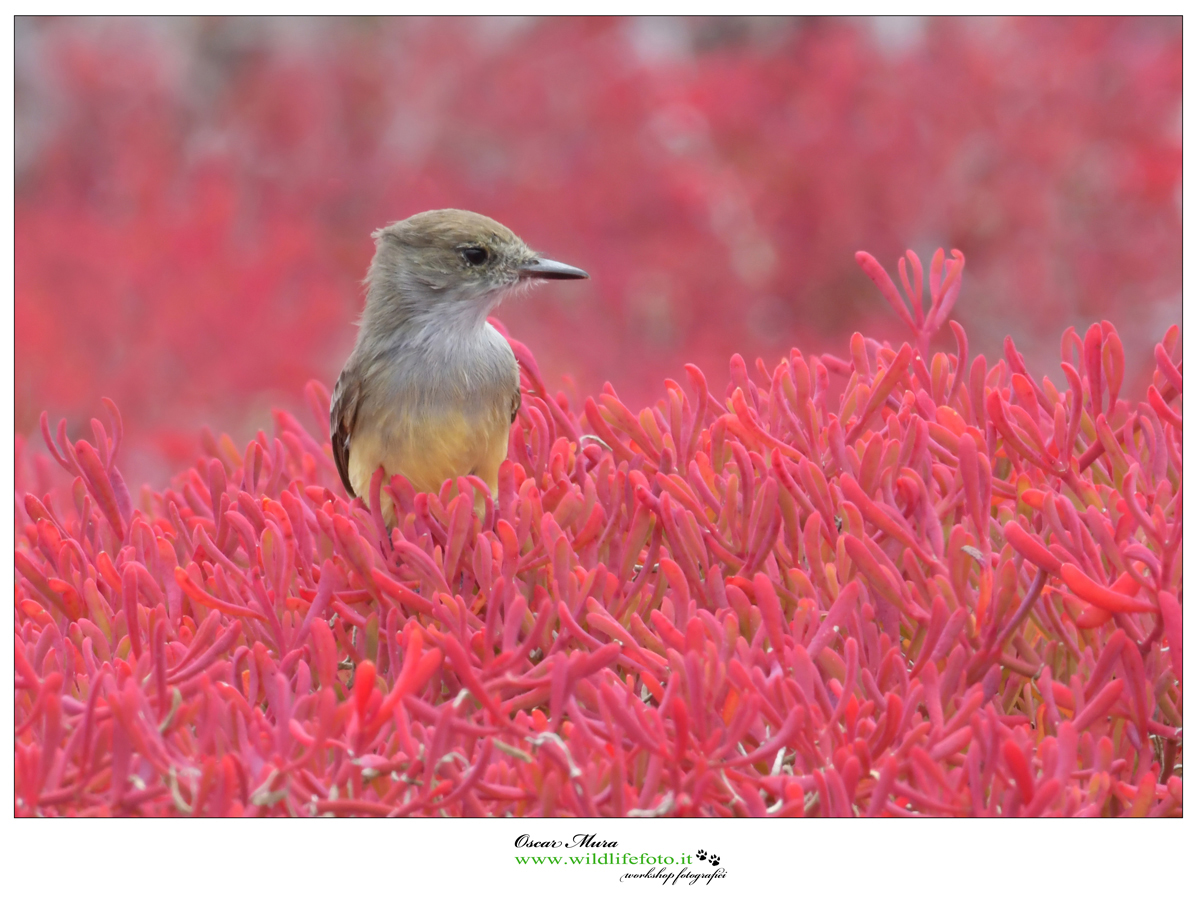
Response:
[696,850,708,861]
[708,854,720,868]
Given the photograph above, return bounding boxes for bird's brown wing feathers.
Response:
[330,364,361,497]
[510,388,522,424]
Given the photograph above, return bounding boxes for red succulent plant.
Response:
[15,247,1182,816]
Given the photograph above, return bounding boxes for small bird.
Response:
[330,209,588,524]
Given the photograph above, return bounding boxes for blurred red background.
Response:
[15,16,1181,486]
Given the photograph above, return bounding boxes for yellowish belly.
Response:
[349,410,509,522]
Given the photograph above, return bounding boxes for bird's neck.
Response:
[360,280,502,359]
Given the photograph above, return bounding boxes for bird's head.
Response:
[366,209,588,332]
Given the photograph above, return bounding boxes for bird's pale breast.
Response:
[347,325,518,522]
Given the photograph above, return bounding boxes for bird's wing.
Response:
[510,387,522,424]
[330,363,361,497]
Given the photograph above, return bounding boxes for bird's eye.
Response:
[461,246,489,266]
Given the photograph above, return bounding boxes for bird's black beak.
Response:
[519,257,589,280]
